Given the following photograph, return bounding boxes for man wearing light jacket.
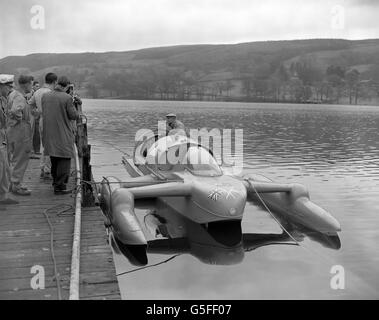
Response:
[29,72,57,180]
[7,75,34,196]
[0,74,18,205]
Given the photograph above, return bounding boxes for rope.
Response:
[247,180,379,294]
[48,204,75,217]
[100,139,132,158]
[116,254,181,277]
[42,204,68,300]
[246,179,342,265]
[246,179,301,246]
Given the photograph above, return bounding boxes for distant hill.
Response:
[1,39,379,104]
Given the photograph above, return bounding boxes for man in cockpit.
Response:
[165,113,187,136]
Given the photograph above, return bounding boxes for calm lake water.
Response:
[83,99,379,300]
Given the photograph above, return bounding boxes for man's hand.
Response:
[73,95,82,105]
[30,104,40,118]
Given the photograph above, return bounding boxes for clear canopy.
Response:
[152,145,222,176]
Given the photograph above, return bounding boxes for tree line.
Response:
[80,62,379,105]
[241,62,379,104]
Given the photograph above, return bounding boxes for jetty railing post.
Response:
[75,103,95,207]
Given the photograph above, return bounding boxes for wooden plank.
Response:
[80,283,121,299]
[0,287,69,300]
[0,158,120,300]
[0,274,70,292]
[0,259,114,280]
[0,232,107,245]
[0,264,71,280]
[79,204,120,299]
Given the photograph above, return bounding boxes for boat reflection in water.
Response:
[109,198,341,266]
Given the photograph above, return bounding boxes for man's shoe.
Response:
[11,188,31,196]
[10,183,31,196]
[30,154,40,159]
[0,198,19,205]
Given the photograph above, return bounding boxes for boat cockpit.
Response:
[134,134,222,177]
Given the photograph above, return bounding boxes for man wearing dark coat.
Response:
[41,76,80,194]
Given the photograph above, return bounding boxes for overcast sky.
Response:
[0,0,378,58]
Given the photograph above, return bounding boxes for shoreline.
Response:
[81,97,379,108]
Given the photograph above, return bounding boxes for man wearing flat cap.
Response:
[165,113,187,136]
[0,74,18,204]
[7,74,34,196]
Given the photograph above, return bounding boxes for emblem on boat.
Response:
[208,184,242,201]
[208,188,223,201]
[222,186,240,200]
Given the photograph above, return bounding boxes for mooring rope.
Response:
[116,254,181,277]
[246,179,301,246]
[99,139,132,158]
[246,179,342,265]
[42,205,67,300]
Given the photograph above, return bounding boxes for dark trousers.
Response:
[33,117,41,153]
[50,157,71,191]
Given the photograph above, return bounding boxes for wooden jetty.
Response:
[0,121,121,300]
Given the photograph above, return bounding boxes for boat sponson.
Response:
[110,188,147,245]
[243,175,341,234]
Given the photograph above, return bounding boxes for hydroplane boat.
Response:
[109,198,341,266]
[99,134,341,264]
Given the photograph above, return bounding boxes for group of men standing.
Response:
[0,72,82,206]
